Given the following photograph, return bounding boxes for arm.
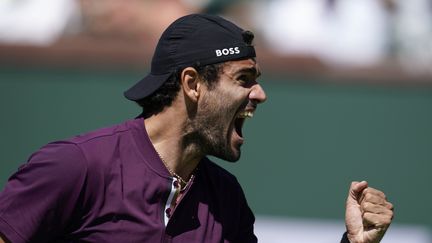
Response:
[344,181,394,243]
[0,143,87,242]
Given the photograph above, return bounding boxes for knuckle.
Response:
[364,193,372,201]
[383,217,392,225]
[362,201,372,210]
[388,209,394,217]
[387,202,394,210]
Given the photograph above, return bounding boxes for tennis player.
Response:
[0,14,393,242]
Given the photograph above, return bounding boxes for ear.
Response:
[180,67,201,102]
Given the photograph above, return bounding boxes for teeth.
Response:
[237,111,254,118]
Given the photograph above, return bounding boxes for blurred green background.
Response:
[1,66,431,231]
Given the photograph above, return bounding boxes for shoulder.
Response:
[59,119,140,163]
[67,119,135,146]
[200,157,239,184]
[26,142,86,172]
[19,119,138,182]
[199,157,245,196]
[19,142,88,187]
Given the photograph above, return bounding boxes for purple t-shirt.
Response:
[0,118,256,242]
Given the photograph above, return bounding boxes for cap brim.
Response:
[124,72,172,101]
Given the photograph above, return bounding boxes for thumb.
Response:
[345,180,369,239]
[347,180,368,205]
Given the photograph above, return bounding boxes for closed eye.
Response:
[237,74,256,87]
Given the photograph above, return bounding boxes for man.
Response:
[0,14,393,242]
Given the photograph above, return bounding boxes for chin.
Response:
[204,132,242,162]
[224,155,241,163]
[217,147,241,163]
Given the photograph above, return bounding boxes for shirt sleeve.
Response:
[340,232,350,243]
[0,142,88,243]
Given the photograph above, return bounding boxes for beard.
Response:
[183,90,241,162]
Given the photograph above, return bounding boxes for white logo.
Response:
[215,47,240,57]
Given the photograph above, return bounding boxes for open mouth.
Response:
[234,110,254,138]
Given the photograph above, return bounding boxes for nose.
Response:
[249,83,267,104]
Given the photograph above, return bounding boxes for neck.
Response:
[144,106,203,181]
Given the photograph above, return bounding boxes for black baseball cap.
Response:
[124,14,256,101]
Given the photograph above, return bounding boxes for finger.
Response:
[363,212,393,228]
[360,189,389,206]
[359,187,387,203]
[362,201,394,215]
[362,187,387,199]
[352,181,368,194]
[348,181,368,203]
[359,187,386,204]
[386,201,394,211]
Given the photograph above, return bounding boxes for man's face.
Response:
[191,58,267,162]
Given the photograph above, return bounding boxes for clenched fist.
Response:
[345,181,394,243]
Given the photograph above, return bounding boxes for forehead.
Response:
[222,58,261,76]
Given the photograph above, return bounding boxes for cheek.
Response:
[219,87,246,106]
[220,96,242,120]
[201,86,247,119]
